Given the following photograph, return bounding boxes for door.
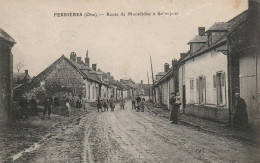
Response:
[182,85,186,113]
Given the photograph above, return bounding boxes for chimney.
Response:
[172,59,178,68]
[198,27,205,36]
[120,79,123,83]
[180,53,186,59]
[85,51,90,67]
[92,64,97,71]
[77,57,82,64]
[164,63,169,72]
[70,52,76,62]
[107,72,111,76]
[141,80,143,84]
[25,70,28,75]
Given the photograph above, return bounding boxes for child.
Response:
[65,98,71,117]
[140,98,145,112]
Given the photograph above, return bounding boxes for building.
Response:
[0,28,16,120]
[154,60,178,109]
[133,80,152,97]
[178,11,249,122]
[228,0,260,127]
[26,52,103,102]
[13,70,31,100]
[120,79,135,98]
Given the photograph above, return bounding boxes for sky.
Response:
[0,0,248,84]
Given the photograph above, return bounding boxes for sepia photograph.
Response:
[0,0,260,162]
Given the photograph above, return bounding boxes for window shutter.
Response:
[221,72,226,86]
[203,77,206,104]
[213,74,216,88]
[196,78,199,103]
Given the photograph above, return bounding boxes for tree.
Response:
[16,61,24,73]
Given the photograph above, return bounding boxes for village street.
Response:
[12,100,260,163]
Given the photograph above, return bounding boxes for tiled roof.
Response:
[29,55,102,88]
[188,36,207,43]
[0,28,15,43]
[181,10,248,63]
[207,22,230,31]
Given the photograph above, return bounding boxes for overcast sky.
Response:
[0,0,247,84]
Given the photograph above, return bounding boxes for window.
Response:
[214,72,226,105]
[196,76,206,104]
[92,86,95,99]
[190,79,195,104]
[88,85,90,99]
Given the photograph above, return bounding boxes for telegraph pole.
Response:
[150,56,156,102]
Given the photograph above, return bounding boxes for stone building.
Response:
[26,52,103,102]
[0,28,16,120]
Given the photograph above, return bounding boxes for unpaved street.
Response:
[15,101,260,163]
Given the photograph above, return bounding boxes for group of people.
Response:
[131,95,145,112]
[17,94,52,120]
[96,95,116,112]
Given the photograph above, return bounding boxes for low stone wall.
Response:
[185,104,228,123]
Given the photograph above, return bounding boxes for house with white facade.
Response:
[178,11,247,122]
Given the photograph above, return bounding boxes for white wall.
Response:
[184,50,229,107]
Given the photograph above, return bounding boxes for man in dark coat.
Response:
[19,95,29,118]
[29,96,38,116]
[233,93,248,129]
[136,95,141,112]
[169,93,180,124]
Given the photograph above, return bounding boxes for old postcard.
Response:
[0,0,259,162]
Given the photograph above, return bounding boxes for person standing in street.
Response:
[103,95,108,111]
[120,97,125,109]
[109,95,115,111]
[140,98,145,112]
[19,95,29,119]
[97,96,102,112]
[131,96,136,110]
[169,93,180,124]
[43,96,51,119]
[29,96,38,116]
[233,93,248,129]
[136,95,141,112]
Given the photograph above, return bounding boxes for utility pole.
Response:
[150,56,156,102]
[147,71,151,101]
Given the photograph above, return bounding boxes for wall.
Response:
[185,50,228,106]
[183,50,229,121]
[0,39,14,120]
[239,48,259,125]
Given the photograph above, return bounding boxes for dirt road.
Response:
[15,100,260,163]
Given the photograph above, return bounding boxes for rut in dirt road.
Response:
[13,101,260,163]
[84,101,260,163]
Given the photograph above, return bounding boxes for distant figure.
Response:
[103,95,109,111]
[76,95,82,109]
[29,96,38,116]
[136,95,141,112]
[83,98,87,112]
[43,96,51,119]
[233,93,248,129]
[131,96,136,109]
[97,96,102,112]
[109,95,115,111]
[19,95,29,118]
[47,97,53,119]
[140,98,145,112]
[120,97,125,109]
[65,97,71,116]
